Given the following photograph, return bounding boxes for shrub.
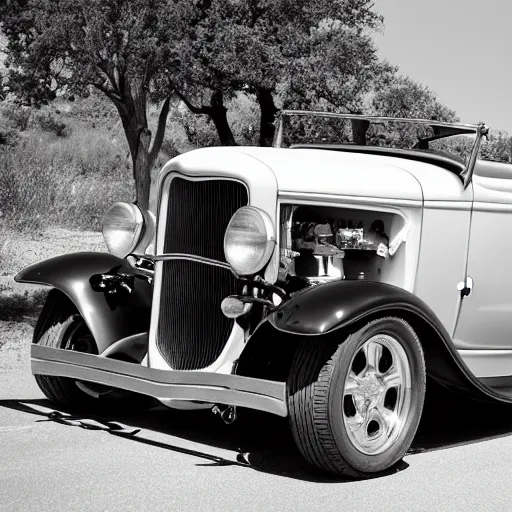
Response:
[480,130,511,163]
[62,92,119,126]
[159,137,181,160]
[0,147,19,209]
[0,227,7,270]
[35,111,70,137]
[165,101,231,150]
[0,289,49,322]
[0,120,18,146]
[227,94,260,146]
[0,103,32,131]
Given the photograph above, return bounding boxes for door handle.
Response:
[457,276,473,298]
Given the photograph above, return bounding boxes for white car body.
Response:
[154,144,512,380]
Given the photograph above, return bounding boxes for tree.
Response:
[1,0,407,205]
[258,1,386,145]
[0,0,197,209]
[280,25,395,112]
[363,74,464,152]
[173,0,386,146]
[370,75,458,121]
[480,129,511,163]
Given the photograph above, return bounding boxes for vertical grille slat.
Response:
[157,260,240,370]
[156,177,248,370]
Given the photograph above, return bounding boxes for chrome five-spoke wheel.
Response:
[288,317,426,477]
[343,334,412,456]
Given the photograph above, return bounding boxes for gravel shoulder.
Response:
[0,228,105,322]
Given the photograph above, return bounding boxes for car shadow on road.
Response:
[411,380,512,454]
[2,380,512,483]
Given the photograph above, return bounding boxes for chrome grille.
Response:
[155,176,248,370]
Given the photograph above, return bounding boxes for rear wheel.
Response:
[288,317,426,477]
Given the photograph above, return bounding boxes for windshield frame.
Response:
[272,110,489,188]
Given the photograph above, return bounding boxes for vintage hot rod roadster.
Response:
[15,111,512,477]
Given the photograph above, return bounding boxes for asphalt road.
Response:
[2,339,512,511]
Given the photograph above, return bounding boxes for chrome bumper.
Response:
[31,345,288,417]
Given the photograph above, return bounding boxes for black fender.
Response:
[14,252,152,354]
[269,280,448,336]
[241,280,512,405]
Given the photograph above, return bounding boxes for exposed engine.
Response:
[285,207,392,284]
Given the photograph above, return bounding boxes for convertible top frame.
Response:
[272,110,490,188]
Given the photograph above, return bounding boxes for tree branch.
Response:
[175,90,209,115]
[92,81,124,106]
[95,59,124,100]
[118,69,126,99]
[148,96,171,168]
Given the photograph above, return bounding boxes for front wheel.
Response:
[35,311,103,409]
[288,317,426,477]
[34,291,150,411]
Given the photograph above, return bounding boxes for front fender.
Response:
[15,252,152,354]
[270,280,444,336]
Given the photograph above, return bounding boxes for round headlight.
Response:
[224,206,275,276]
[102,202,144,258]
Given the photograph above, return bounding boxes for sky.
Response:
[372,0,512,133]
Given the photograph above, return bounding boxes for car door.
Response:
[453,160,512,375]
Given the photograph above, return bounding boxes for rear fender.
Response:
[15,252,152,354]
[241,280,512,404]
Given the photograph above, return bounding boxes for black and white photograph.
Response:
[1,0,512,510]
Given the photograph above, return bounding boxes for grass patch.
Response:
[0,95,136,233]
[0,127,134,232]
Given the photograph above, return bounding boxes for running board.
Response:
[31,345,288,417]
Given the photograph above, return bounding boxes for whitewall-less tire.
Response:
[287,317,426,477]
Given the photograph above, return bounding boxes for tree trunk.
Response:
[208,90,237,146]
[351,118,370,146]
[114,83,170,211]
[256,87,279,147]
[132,129,152,210]
[115,82,151,209]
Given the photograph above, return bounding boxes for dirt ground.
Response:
[0,320,32,369]
[0,227,105,295]
[0,228,105,351]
